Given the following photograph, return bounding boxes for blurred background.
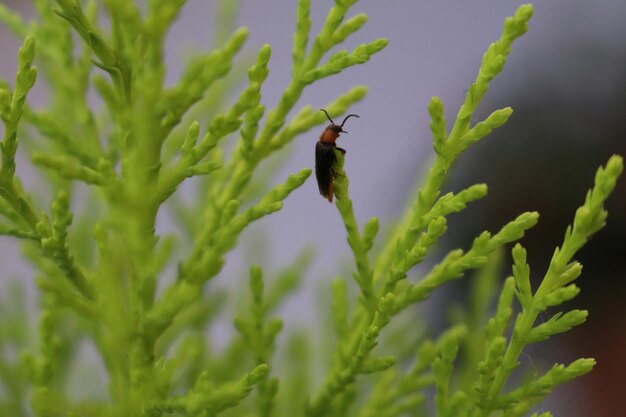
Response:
[0,1,624,416]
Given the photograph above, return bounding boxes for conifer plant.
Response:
[0,1,621,416]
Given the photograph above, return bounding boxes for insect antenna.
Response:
[340,114,360,128]
[338,114,360,133]
[320,108,335,125]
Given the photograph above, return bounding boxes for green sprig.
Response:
[394,212,538,312]
[375,5,534,288]
[292,0,312,74]
[334,151,376,311]
[177,365,269,415]
[333,13,369,45]
[525,310,588,343]
[495,359,595,415]
[151,169,311,339]
[433,327,465,417]
[267,85,368,153]
[160,27,249,131]
[1,36,37,180]
[448,4,533,143]
[0,222,37,240]
[53,0,131,99]
[485,277,516,342]
[301,39,388,84]
[32,152,107,185]
[235,266,282,417]
[473,155,623,417]
[37,191,95,301]
[306,294,396,417]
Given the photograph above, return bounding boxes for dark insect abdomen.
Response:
[315,141,337,201]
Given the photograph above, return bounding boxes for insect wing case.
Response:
[315,141,338,200]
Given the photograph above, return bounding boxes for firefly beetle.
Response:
[315,109,359,202]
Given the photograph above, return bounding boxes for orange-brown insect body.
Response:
[315,109,359,203]
[319,125,342,145]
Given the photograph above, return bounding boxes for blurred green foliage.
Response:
[0,1,621,417]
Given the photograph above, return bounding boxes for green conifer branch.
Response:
[538,155,623,295]
[331,279,350,339]
[155,364,269,415]
[323,168,490,414]
[374,184,488,293]
[321,8,537,409]
[36,191,95,301]
[306,294,396,417]
[383,216,448,297]
[214,0,240,47]
[374,4,534,292]
[447,5,533,144]
[267,85,368,153]
[0,196,21,224]
[0,38,95,303]
[432,328,465,417]
[333,151,377,311]
[35,278,98,319]
[0,222,37,240]
[301,39,388,84]
[192,168,312,281]
[158,44,272,202]
[495,359,595,416]
[458,250,503,387]
[0,180,39,235]
[472,155,623,417]
[29,309,64,387]
[526,309,589,343]
[148,169,311,338]
[192,0,386,262]
[0,286,30,414]
[144,0,187,65]
[333,13,369,45]
[31,152,107,185]
[0,2,620,416]
[394,212,538,312]
[357,371,426,417]
[235,266,282,417]
[356,326,463,417]
[292,0,312,74]
[1,37,37,181]
[53,0,132,100]
[160,27,249,132]
[24,110,100,167]
[151,5,386,354]
[21,1,106,167]
[484,276,516,342]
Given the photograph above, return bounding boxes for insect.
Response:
[315,109,359,202]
